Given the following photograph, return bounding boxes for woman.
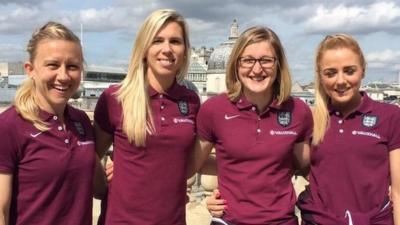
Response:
[297,34,400,225]
[0,22,95,225]
[190,26,312,225]
[94,9,200,225]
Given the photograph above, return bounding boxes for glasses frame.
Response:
[238,56,277,69]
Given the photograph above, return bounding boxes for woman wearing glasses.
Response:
[190,26,312,225]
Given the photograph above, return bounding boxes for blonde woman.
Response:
[190,26,312,225]
[94,9,200,225]
[0,22,95,225]
[297,34,400,225]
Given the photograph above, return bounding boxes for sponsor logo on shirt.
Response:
[352,130,381,139]
[173,118,194,124]
[362,115,378,127]
[77,140,95,146]
[74,122,85,136]
[277,111,291,127]
[270,130,298,136]
[224,114,240,120]
[177,100,189,116]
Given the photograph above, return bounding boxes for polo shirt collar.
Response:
[148,79,182,100]
[235,94,253,110]
[355,91,373,114]
[235,93,288,111]
[38,104,77,122]
[328,91,372,115]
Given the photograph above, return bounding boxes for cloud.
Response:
[0,43,25,61]
[366,49,400,70]
[69,7,134,32]
[0,0,49,6]
[303,1,400,35]
[0,4,144,35]
[0,7,46,34]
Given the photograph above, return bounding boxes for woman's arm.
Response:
[93,122,113,199]
[93,156,107,199]
[0,173,12,225]
[293,140,311,170]
[390,149,400,225]
[187,137,214,178]
[94,122,113,158]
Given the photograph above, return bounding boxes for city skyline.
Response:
[0,0,400,84]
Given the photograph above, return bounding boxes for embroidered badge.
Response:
[177,100,189,116]
[362,115,378,127]
[277,111,291,127]
[74,122,85,136]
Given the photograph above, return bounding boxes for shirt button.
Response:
[58,126,63,131]
[64,139,69,144]
[339,129,344,133]
[256,128,261,133]
[159,94,163,99]
[161,117,165,121]
[251,106,256,111]
[53,116,58,120]
[338,120,343,124]
[335,111,340,116]
[160,105,165,110]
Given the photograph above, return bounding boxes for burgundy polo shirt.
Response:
[0,105,95,225]
[197,93,313,225]
[298,93,400,225]
[94,80,200,225]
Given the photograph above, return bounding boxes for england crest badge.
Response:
[74,121,85,136]
[362,115,378,127]
[277,111,291,127]
[177,100,189,116]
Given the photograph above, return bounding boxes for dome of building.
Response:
[207,19,239,74]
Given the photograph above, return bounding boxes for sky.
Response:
[0,0,400,84]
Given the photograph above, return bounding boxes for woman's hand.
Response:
[105,162,114,183]
[206,189,227,218]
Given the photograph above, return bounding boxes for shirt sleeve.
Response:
[388,106,400,151]
[296,100,313,143]
[196,98,216,143]
[94,89,114,134]
[0,118,19,174]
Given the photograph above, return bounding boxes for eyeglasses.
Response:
[238,56,277,69]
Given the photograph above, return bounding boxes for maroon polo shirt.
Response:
[298,92,400,225]
[0,105,95,225]
[94,80,200,225]
[197,93,313,225]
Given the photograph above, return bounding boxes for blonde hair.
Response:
[116,9,190,147]
[312,34,366,145]
[14,21,82,131]
[226,26,292,104]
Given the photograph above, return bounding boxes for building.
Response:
[0,61,24,77]
[187,46,213,99]
[187,60,207,95]
[190,46,213,66]
[206,19,239,96]
[292,82,315,105]
[82,65,127,97]
[362,82,398,101]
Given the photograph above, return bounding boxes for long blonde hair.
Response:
[116,9,190,147]
[226,26,292,104]
[312,34,366,145]
[14,21,82,131]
